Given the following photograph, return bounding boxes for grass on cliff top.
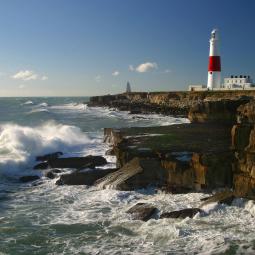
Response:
[120,123,232,153]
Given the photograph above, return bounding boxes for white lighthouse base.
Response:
[207,71,221,90]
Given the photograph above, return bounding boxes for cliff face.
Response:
[232,101,255,199]
[89,91,255,122]
[91,92,255,197]
[103,124,233,192]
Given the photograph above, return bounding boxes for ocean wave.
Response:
[0,121,101,177]
[88,106,190,126]
[26,108,50,114]
[22,100,34,105]
[50,103,87,111]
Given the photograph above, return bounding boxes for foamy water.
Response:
[0,97,254,254]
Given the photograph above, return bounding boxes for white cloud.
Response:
[95,75,101,83]
[112,71,119,76]
[41,75,48,81]
[129,62,158,73]
[12,70,38,81]
[136,62,158,73]
[11,70,48,81]
[164,69,172,73]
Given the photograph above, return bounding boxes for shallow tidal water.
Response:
[0,97,255,255]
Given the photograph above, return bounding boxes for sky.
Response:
[0,0,255,97]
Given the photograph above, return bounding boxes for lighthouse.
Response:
[207,29,221,90]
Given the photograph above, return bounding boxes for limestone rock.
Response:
[36,152,63,162]
[20,175,40,183]
[34,155,107,170]
[160,208,203,219]
[200,190,235,207]
[96,157,166,190]
[56,168,117,185]
[126,203,157,221]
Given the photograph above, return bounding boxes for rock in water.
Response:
[20,176,40,183]
[95,157,166,190]
[56,168,117,185]
[36,152,63,162]
[200,189,235,207]
[33,162,49,170]
[126,203,158,221]
[160,208,203,219]
[33,155,107,170]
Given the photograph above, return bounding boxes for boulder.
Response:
[126,203,158,221]
[36,152,63,162]
[160,208,203,219]
[45,169,62,179]
[20,175,40,183]
[33,155,107,170]
[56,168,117,185]
[200,190,235,206]
[33,162,49,170]
[96,157,166,190]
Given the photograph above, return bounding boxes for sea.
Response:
[0,97,254,255]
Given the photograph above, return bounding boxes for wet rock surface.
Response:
[126,203,158,221]
[20,175,40,183]
[160,208,203,219]
[102,123,233,191]
[56,168,117,185]
[95,157,166,190]
[36,152,63,162]
[34,155,107,170]
[232,100,255,199]
[200,190,235,206]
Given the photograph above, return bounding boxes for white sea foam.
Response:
[22,100,34,105]
[50,103,87,111]
[0,121,107,177]
[88,106,190,126]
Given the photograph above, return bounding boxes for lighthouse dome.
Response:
[211,29,219,40]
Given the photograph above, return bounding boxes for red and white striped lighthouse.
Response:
[207,29,221,90]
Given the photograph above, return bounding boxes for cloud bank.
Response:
[11,70,48,81]
[129,62,158,73]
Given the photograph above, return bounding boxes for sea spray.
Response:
[0,121,96,177]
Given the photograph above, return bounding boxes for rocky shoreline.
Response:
[21,91,255,220]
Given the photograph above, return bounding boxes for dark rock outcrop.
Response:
[200,190,235,206]
[102,124,234,191]
[45,169,62,179]
[36,152,63,162]
[34,155,107,170]
[126,203,157,221]
[96,157,166,190]
[33,162,49,170]
[89,91,255,119]
[188,99,250,124]
[232,100,255,199]
[56,168,117,185]
[20,175,40,183]
[160,208,203,219]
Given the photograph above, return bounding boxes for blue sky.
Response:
[0,0,255,96]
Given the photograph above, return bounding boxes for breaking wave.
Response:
[0,121,99,176]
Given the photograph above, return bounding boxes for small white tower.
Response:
[126,81,131,93]
[207,29,221,90]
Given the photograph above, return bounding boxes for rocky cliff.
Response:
[102,123,233,192]
[232,100,255,199]
[89,91,255,199]
[89,91,255,122]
